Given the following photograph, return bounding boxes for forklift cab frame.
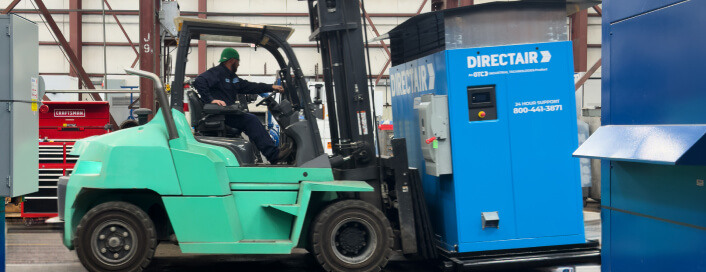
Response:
[170,18,325,166]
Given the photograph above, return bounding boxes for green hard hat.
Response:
[219,48,240,62]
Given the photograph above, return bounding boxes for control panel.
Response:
[468,85,497,121]
[415,94,452,176]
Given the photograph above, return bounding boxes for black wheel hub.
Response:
[336,223,367,255]
[91,220,137,265]
[330,218,378,265]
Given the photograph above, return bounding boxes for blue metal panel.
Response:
[608,210,706,271]
[610,162,706,229]
[391,51,459,250]
[593,1,706,271]
[392,41,585,252]
[600,206,612,271]
[605,0,686,23]
[574,125,706,165]
[607,0,706,125]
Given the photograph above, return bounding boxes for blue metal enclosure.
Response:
[389,2,587,253]
[574,0,706,271]
[0,14,39,269]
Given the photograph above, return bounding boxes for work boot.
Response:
[272,143,293,164]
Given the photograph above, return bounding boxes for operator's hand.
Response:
[272,85,285,93]
[211,100,226,106]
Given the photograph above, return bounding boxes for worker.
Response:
[193,47,291,164]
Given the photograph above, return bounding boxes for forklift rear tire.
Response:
[311,200,394,272]
[75,201,157,272]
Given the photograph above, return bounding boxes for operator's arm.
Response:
[192,72,218,103]
[234,78,277,94]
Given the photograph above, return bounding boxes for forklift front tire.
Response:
[75,201,157,272]
[311,200,394,272]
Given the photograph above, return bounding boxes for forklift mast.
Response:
[307,0,378,180]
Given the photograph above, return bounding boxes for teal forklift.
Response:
[57,6,435,272]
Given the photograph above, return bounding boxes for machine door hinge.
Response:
[6,176,11,188]
[5,25,10,36]
[6,102,12,112]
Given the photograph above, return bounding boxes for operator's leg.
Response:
[225,113,280,163]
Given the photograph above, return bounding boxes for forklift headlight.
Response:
[73,161,102,175]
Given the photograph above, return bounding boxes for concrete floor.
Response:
[6,203,602,272]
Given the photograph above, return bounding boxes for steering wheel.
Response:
[256,92,278,107]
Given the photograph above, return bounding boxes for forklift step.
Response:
[239,239,292,243]
[230,183,300,191]
[179,239,295,254]
[263,204,300,216]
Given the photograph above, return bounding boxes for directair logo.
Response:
[467,51,551,68]
[390,63,435,97]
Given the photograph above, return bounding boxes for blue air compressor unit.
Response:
[388,1,597,265]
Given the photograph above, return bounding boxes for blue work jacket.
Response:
[192,63,274,105]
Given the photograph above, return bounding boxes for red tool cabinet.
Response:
[21,101,110,222]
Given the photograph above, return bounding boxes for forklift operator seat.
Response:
[195,136,257,166]
[187,90,258,166]
[187,90,243,137]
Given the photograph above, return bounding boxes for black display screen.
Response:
[467,85,497,121]
[472,92,491,104]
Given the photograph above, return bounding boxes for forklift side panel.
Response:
[171,147,231,196]
[162,195,244,243]
[233,191,298,240]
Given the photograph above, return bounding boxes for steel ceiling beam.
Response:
[68,0,81,80]
[443,0,473,9]
[139,0,159,114]
[360,2,391,58]
[198,0,207,73]
[593,5,602,16]
[103,0,139,68]
[571,9,588,72]
[35,0,94,91]
[575,4,602,91]
[34,0,119,129]
[39,41,388,48]
[575,58,601,90]
[41,72,391,80]
[360,0,393,85]
[10,9,420,17]
[1,0,21,14]
[374,0,428,85]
